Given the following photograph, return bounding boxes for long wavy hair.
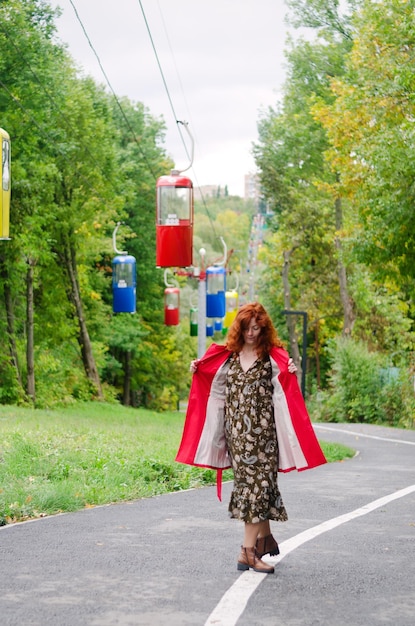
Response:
[225,302,284,359]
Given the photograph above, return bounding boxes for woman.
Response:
[176,302,326,575]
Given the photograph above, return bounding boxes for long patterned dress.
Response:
[224,354,288,524]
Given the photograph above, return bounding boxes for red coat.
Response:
[176,343,326,499]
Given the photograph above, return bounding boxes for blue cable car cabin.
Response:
[206,319,214,337]
[206,265,226,319]
[112,255,136,314]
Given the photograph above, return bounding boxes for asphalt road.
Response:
[1,423,414,626]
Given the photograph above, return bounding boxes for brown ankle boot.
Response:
[237,546,275,574]
[256,533,280,558]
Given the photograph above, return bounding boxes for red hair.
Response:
[225,302,284,359]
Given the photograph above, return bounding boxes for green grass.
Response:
[0,402,354,525]
[319,440,355,463]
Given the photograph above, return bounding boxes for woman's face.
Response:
[243,317,261,347]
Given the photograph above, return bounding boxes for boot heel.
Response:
[237,546,275,574]
[256,534,280,558]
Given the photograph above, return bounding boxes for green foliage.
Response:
[312,0,415,293]
[252,22,350,361]
[0,402,351,525]
[0,358,24,404]
[0,0,194,410]
[2,0,415,422]
[251,0,415,410]
[193,194,255,275]
[33,344,100,407]
[379,373,415,430]
[319,440,355,462]
[310,338,415,427]
[331,339,384,422]
[0,403,223,523]
[286,0,356,42]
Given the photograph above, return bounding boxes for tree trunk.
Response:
[334,196,355,336]
[26,258,35,402]
[0,259,23,388]
[282,248,302,385]
[123,350,131,406]
[61,238,103,399]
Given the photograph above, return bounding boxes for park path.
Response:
[1,423,414,626]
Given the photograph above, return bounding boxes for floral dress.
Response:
[224,354,288,524]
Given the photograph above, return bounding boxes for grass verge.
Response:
[0,402,355,525]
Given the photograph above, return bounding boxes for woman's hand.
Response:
[189,360,199,373]
[288,357,297,374]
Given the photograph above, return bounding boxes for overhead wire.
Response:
[68,0,158,180]
[156,0,197,145]
[146,0,219,241]
[136,0,191,165]
[3,0,221,250]
[67,0,219,243]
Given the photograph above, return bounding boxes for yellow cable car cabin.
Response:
[0,128,11,240]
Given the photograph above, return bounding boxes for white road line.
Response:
[204,484,415,626]
[313,424,415,445]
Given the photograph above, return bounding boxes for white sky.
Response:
[49,0,291,196]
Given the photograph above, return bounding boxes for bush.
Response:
[0,359,25,405]
[33,346,95,408]
[380,374,415,429]
[147,385,179,412]
[310,338,415,427]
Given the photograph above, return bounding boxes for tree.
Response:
[0,0,70,402]
[313,0,415,296]
[253,33,352,353]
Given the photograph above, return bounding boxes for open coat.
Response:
[176,343,326,498]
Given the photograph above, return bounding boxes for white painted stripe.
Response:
[204,484,415,626]
[314,424,415,446]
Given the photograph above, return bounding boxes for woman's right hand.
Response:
[190,360,199,373]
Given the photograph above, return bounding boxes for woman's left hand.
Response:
[288,357,297,373]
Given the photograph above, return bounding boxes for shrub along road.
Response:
[1,423,414,626]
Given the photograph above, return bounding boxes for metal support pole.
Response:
[197,277,206,359]
[282,309,308,397]
[197,248,207,359]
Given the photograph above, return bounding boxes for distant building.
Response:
[194,185,226,201]
[193,176,268,207]
[194,184,218,201]
[244,172,261,202]
[244,173,270,213]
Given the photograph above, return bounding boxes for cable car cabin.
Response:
[206,319,214,337]
[164,287,180,326]
[190,307,198,336]
[0,128,11,240]
[156,173,193,268]
[224,290,239,329]
[206,265,226,319]
[112,255,136,313]
[214,318,223,332]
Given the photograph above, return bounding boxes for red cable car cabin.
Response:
[156,173,193,268]
[164,287,180,326]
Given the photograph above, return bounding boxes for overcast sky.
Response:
[49,0,292,196]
